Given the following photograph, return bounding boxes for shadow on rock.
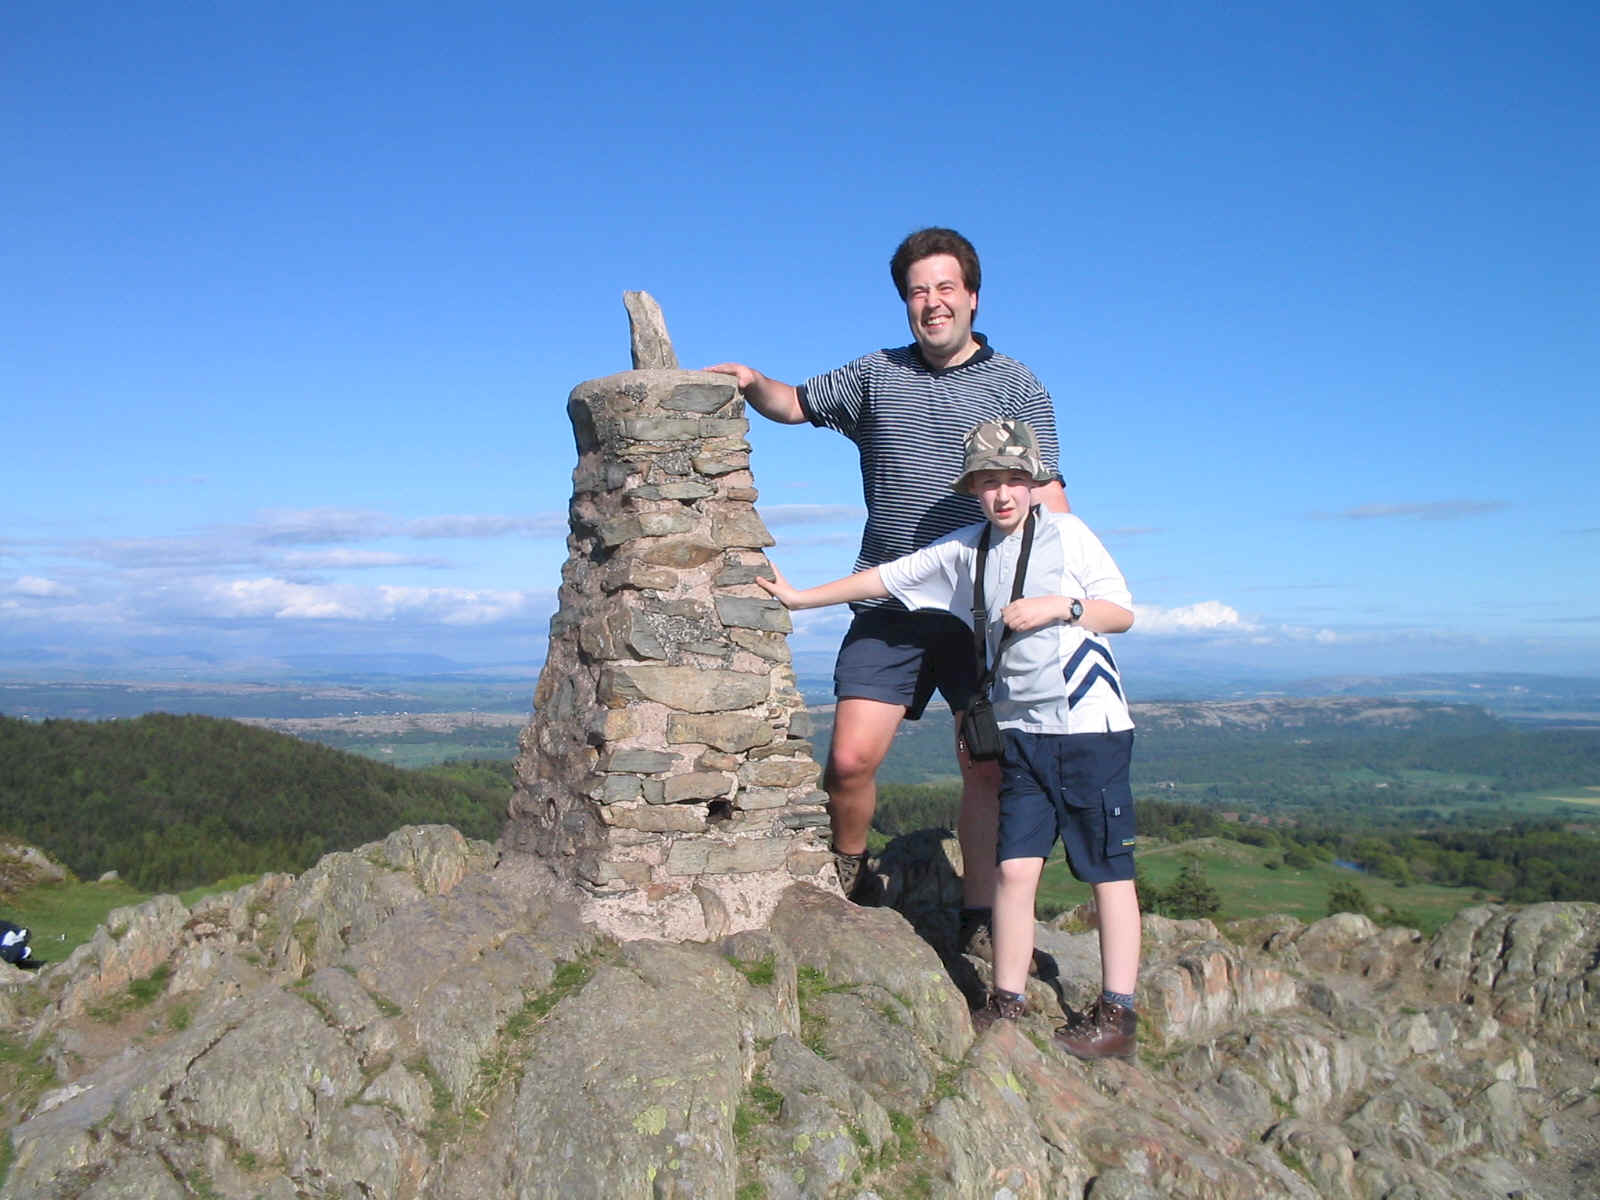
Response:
[873,827,1062,1010]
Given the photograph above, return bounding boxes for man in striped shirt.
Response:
[707,228,1067,949]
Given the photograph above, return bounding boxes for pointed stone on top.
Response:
[624,290,679,370]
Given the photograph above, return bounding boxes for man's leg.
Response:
[954,720,1002,909]
[824,697,905,856]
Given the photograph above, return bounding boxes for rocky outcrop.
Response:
[0,839,67,897]
[3,828,1596,1198]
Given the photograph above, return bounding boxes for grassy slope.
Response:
[4,875,262,962]
[1036,835,1478,934]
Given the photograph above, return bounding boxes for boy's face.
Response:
[969,469,1035,535]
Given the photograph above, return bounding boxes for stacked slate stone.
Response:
[507,300,833,941]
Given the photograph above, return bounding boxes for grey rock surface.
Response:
[2,827,1597,1197]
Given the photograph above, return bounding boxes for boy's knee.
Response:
[996,856,1041,886]
[1093,878,1139,901]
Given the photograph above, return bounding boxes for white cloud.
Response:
[375,585,537,625]
[785,607,856,643]
[1315,500,1509,521]
[74,536,263,569]
[404,514,566,539]
[255,509,566,545]
[10,576,76,598]
[253,509,389,546]
[1134,601,1255,635]
[201,577,544,625]
[279,549,452,570]
[211,579,362,620]
[49,509,568,571]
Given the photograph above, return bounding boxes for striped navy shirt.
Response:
[797,334,1061,610]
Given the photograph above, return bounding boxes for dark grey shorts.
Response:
[998,728,1136,883]
[833,608,979,720]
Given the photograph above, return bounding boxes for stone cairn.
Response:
[505,292,836,940]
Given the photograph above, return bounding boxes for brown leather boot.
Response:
[1053,998,1137,1059]
[971,989,1028,1034]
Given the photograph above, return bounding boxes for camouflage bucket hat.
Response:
[951,419,1050,494]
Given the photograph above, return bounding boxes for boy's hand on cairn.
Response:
[756,564,802,609]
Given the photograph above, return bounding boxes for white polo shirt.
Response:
[878,509,1134,735]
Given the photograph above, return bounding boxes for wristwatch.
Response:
[1067,598,1084,624]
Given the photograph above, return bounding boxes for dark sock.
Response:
[993,987,1025,1004]
[1101,988,1136,1010]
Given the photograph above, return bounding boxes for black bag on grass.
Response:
[1,919,32,966]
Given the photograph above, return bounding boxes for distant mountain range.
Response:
[2,664,1597,725]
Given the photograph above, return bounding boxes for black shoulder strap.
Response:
[971,522,994,670]
[971,508,1037,695]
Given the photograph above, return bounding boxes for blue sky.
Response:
[3,1,1596,684]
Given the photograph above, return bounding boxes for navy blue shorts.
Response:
[833,608,978,721]
[997,728,1136,883]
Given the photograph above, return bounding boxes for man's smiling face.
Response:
[903,253,978,369]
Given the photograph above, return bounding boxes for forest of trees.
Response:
[0,714,510,892]
[4,708,1596,906]
[1132,719,1600,815]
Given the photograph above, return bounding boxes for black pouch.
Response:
[960,695,1005,762]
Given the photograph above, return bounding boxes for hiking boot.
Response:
[831,849,882,905]
[1053,998,1137,1060]
[971,989,1028,1034]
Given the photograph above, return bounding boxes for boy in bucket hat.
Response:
[760,418,1143,1058]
